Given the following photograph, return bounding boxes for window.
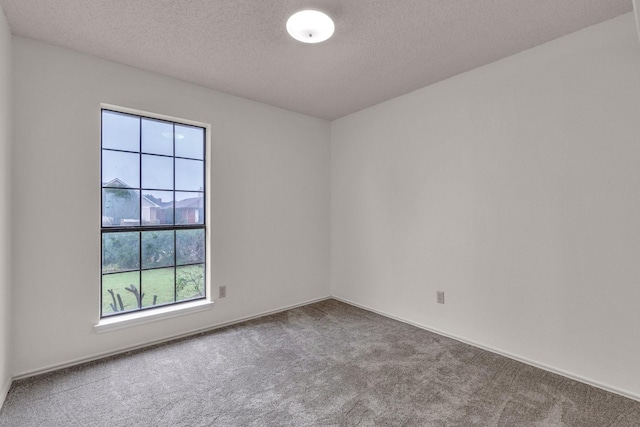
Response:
[101,107,208,318]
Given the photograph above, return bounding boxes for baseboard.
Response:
[13,295,332,381]
[14,293,638,403]
[331,295,640,403]
[0,375,11,410]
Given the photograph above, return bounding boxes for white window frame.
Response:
[95,103,213,332]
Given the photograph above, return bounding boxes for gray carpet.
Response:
[1,299,639,426]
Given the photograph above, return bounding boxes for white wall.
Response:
[634,0,640,43]
[0,5,12,404]
[11,37,330,375]
[331,13,640,398]
[8,8,640,401]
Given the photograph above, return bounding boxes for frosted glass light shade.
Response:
[286,10,335,44]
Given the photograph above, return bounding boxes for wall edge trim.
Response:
[13,294,638,403]
[13,295,331,380]
[0,376,11,410]
[331,295,640,403]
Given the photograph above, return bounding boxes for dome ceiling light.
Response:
[286,10,335,44]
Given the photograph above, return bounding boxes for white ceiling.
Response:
[0,0,632,120]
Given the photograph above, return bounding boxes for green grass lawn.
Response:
[102,264,204,316]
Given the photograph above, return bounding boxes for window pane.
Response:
[175,158,203,191]
[175,192,204,224]
[141,190,173,225]
[142,118,173,156]
[102,111,139,152]
[102,232,140,273]
[141,230,175,269]
[176,229,205,265]
[176,264,204,301]
[142,154,173,190]
[102,150,140,188]
[101,109,206,318]
[102,271,140,315]
[102,189,140,226]
[141,267,175,308]
[175,124,204,159]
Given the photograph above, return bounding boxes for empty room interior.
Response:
[1,0,640,425]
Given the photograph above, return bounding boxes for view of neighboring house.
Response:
[174,196,203,224]
[141,195,164,225]
[102,178,203,226]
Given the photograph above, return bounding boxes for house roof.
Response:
[103,179,166,208]
[103,178,130,188]
[175,197,204,209]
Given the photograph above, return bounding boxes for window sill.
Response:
[94,300,214,333]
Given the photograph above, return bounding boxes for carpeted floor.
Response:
[1,299,639,426]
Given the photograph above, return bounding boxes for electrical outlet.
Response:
[219,285,226,299]
[437,291,445,304]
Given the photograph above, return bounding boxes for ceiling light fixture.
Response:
[286,10,335,44]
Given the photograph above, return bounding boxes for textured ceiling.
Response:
[0,0,633,120]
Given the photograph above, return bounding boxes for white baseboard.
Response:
[332,295,640,403]
[0,375,11,410]
[13,295,332,380]
[12,294,639,404]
